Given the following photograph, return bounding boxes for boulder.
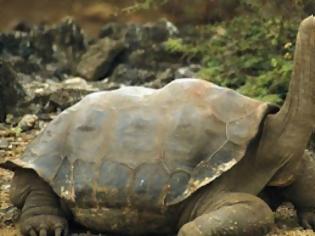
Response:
[0,61,25,122]
[20,77,100,114]
[0,18,87,79]
[109,64,156,85]
[76,38,125,81]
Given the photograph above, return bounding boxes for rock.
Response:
[10,57,41,74]
[144,68,175,88]
[48,88,90,111]
[0,74,101,116]
[99,22,124,39]
[109,64,155,85]
[0,18,87,78]
[0,61,25,122]
[12,21,32,33]
[77,38,125,81]
[53,18,87,58]
[63,77,95,90]
[4,114,15,125]
[17,114,38,131]
[274,202,299,229]
[174,64,202,79]
[0,139,9,149]
[0,19,204,119]
[20,77,100,113]
[0,206,20,226]
[48,78,99,110]
[100,20,179,48]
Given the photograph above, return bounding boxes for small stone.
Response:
[4,114,14,124]
[0,206,20,225]
[0,139,9,149]
[17,114,38,131]
[175,64,201,79]
[63,77,96,91]
[0,150,5,157]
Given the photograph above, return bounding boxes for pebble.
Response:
[17,114,38,131]
[0,139,9,149]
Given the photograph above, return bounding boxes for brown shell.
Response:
[1,79,276,209]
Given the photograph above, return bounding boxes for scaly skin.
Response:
[178,193,273,236]
[281,151,315,229]
[10,169,68,236]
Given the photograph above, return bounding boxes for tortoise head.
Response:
[255,16,315,184]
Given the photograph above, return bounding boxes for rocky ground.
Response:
[1,18,315,236]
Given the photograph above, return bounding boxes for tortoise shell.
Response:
[2,79,276,209]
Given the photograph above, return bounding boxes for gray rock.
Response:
[122,20,179,49]
[17,114,38,131]
[0,61,26,122]
[0,73,105,116]
[20,77,100,113]
[110,64,155,85]
[77,38,125,81]
[99,19,178,50]
[144,68,175,88]
[174,64,202,79]
[99,22,124,39]
[0,139,9,149]
[0,18,87,78]
[0,19,205,121]
[0,206,20,226]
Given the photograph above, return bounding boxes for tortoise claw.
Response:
[55,227,62,236]
[20,215,68,236]
[29,228,37,236]
[39,228,47,236]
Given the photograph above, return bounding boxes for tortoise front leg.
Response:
[178,192,274,236]
[10,168,69,236]
[282,151,315,230]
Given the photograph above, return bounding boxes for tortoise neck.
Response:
[274,16,315,128]
[257,17,315,164]
[270,16,315,147]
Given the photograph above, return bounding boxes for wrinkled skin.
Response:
[10,169,69,236]
[282,151,315,230]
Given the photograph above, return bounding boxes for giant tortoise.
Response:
[1,16,315,236]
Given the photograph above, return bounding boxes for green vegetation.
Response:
[127,0,311,105]
[164,16,300,105]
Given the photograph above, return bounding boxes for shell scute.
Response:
[97,160,132,208]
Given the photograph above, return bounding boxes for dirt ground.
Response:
[0,0,215,36]
[1,122,315,235]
